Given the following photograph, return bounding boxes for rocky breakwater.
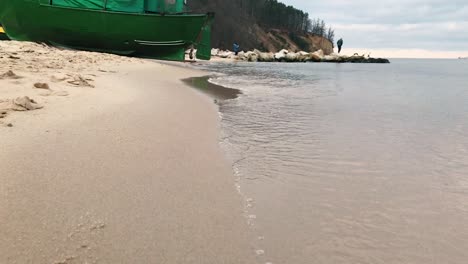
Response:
[209,48,390,63]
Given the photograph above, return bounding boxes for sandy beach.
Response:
[0,42,255,263]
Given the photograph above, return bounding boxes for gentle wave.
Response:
[194,60,468,264]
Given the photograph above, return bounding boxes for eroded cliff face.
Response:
[256,29,333,55]
[188,1,333,55]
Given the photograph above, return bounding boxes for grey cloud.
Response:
[282,0,468,51]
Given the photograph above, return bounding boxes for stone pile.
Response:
[209,48,390,63]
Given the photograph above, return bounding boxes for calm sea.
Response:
[192,59,468,264]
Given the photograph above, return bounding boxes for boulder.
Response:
[323,53,348,62]
[244,51,258,62]
[257,52,275,62]
[209,47,390,64]
[274,49,289,61]
[367,57,390,63]
[308,53,322,62]
[218,50,234,58]
[313,49,325,58]
[346,55,365,63]
[235,51,247,60]
[308,50,324,61]
[211,48,220,56]
[284,52,299,62]
[297,51,310,62]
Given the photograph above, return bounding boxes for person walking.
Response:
[337,38,343,54]
[233,42,240,56]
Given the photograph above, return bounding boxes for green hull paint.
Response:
[0,25,7,40]
[0,1,213,60]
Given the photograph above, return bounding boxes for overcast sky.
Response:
[282,0,468,58]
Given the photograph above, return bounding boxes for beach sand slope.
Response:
[0,42,255,263]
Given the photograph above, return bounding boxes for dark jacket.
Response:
[337,39,343,47]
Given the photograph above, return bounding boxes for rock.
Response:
[274,49,289,61]
[7,123,13,127]
[323,54,338,61]
[233,52,244,60]
[218,50,234,58]
[297,51,310,62]
[320,52,390,63]
[308,53,322,62]
[285,52,299,62]
[314,49,325,58]
[211,48,220,56]
[244,51,258,62]
[322,53,348,63]
[209,47,389,64]
[255,50,275,62]
[0,70,22,79]
[11,96,43,111]
[367,57,390,63]
[34,82,50,89]
[308,50,324,62]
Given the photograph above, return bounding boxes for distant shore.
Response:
[0,41,255,263]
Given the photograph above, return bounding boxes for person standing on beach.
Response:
[189,46,194,60]
[337,38,343,54]
[233,42,240,56]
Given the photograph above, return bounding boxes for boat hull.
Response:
[0,1,212,60]
[0,26,8,40]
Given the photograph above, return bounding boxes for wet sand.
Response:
[0,42,255,263]
[182,76,241,101]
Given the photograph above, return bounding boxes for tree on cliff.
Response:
[326,27,335,46]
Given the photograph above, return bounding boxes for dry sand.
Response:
[0,42,255,263]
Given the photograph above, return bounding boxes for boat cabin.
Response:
[41,0,187,14]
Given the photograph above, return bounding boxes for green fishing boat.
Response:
[0,0,213,60]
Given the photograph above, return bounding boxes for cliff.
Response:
[188,0,333,55]
[257,29,333,55]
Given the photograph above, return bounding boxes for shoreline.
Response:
[0,42,256,263]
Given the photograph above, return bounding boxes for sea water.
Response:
[192,59,468,264]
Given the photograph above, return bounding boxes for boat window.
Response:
[106,0,145,13]
[145,0,160,13]
[51,0,105,10]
